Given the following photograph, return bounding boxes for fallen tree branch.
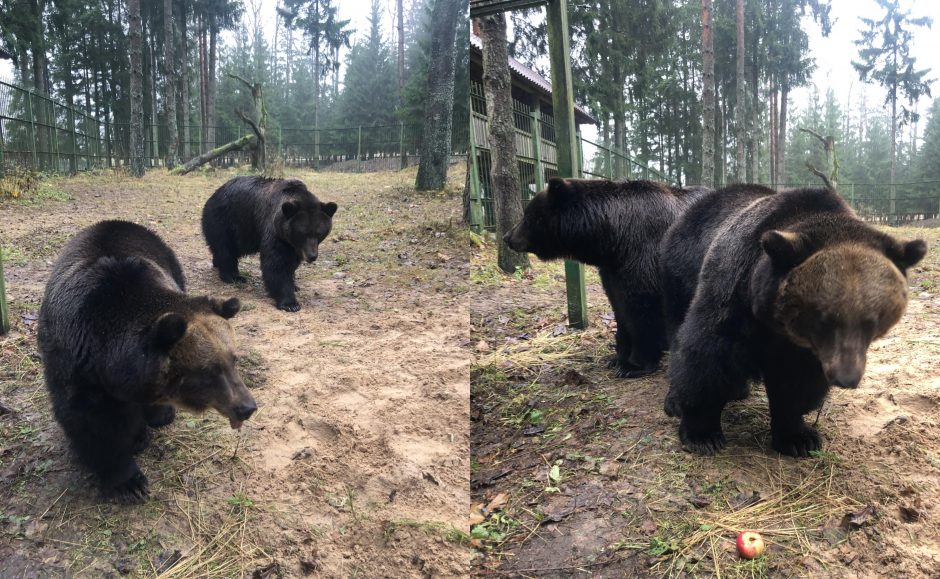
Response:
[169,134,257,175]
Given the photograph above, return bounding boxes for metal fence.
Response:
[0,79,469,175]
[468,83,940,229]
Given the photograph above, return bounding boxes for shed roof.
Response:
[470,33,596,125]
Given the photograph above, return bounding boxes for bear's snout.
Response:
[302,242,319,262]
[234,401,257,421]
[503,228,524,252]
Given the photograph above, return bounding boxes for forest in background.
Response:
[507,0,938,213]
[0,0,469,161]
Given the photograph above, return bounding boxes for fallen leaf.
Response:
[475,340,491,352]
[486,493,509,512]
[469,504,487,526]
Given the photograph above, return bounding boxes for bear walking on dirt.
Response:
[38,221,257,503]
[202,176,338,312]
[660,186,926,457]
[504,177,710,378]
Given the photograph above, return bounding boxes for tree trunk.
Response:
[777,81,789,187]
[700,0,715,187]
[479,14,529,274]
[397,0,405,101]
[199,17,207,153]
[734,0,745,182]
[164,0,178,168]
[415,0,460,191]
[179,0,190,159]
[128,0,145,177]
[748,30,759,182]
[208,25,218,152]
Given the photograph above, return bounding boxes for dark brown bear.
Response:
[660,185,926,457]
[38,221,257,503]
[202,176,338,311]
[504,177,709,377]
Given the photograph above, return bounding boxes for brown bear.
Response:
[201,176,337,311]
[38,220,257,503]
[504,177,710,377]
[660,185,926,456]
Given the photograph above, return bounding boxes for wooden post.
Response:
[26,91,38,169]
[530,108,544,196]
[0,247,9,334]
[547,0,587,329]
[468,112,484,233]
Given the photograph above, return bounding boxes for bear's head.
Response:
[277,180,338,263]
[504,177,583,261]
[762,229,926,389]
[151,297,257,428]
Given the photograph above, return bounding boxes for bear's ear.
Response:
[212,297,241,319]
[282,201,300,218]
[546,177,577,204]
[761,230,812,269]
[322,201,338,217]
[152,313,187,351]
[887,239,927,271]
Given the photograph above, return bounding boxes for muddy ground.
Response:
[0,166,471,577]
[470,226,940,578]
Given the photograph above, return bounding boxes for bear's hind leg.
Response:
[621,292,667,378]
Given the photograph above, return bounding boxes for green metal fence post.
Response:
[0,247,9,335]
[357,126,362,173]
[606,145,612,179]
[547,0,588,329]
[399,122,407,170]
[26,91,38,169]
[530,109,544,195]
[69,105,77,174]
[0,115,5,177]
[53,102,61,172]
[468,113,484,233]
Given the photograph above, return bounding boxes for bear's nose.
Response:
[234,402,257,421]
[827,369,862,389]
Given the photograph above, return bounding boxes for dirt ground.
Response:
[470,226,940,577]
[0,165,471,577]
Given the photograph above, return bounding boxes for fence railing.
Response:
[0,79,469,175]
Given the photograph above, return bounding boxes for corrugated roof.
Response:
[470,32,596,124]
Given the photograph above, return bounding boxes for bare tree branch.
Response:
[805,161,834,191]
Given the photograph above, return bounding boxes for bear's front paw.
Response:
[131,428,152,455]
[772,424,822,458]
[221,273,247,284]
[107,471,150,504]
[616,364,658,379]
[144,404,176,428]
[277,300,301,312]
[679,419,725,455]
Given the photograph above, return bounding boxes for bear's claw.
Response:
[278,301,301,312]
[772,424,822,458]
[107,471,149,504]
[679,420,726,455]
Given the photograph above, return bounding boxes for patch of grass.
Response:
[1,245,29,266]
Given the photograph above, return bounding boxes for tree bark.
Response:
[164,0,178,168]
[700,0,715,187]
[734,0,745,182]
[128,0,146,177]
[415,0,460,191]
[397,0,405,101]
[777,81,789,187]
[180,0,190,159]
[208,25,218,151]
[479,14,529,274]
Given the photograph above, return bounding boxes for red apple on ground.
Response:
[736,530,765,559]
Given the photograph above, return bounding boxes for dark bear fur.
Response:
[201,176,338,311]
[660,186,926,457]
[504,177,710,377]
[38,220,258,503]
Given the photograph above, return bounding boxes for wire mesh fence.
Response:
[0,79,469,175]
